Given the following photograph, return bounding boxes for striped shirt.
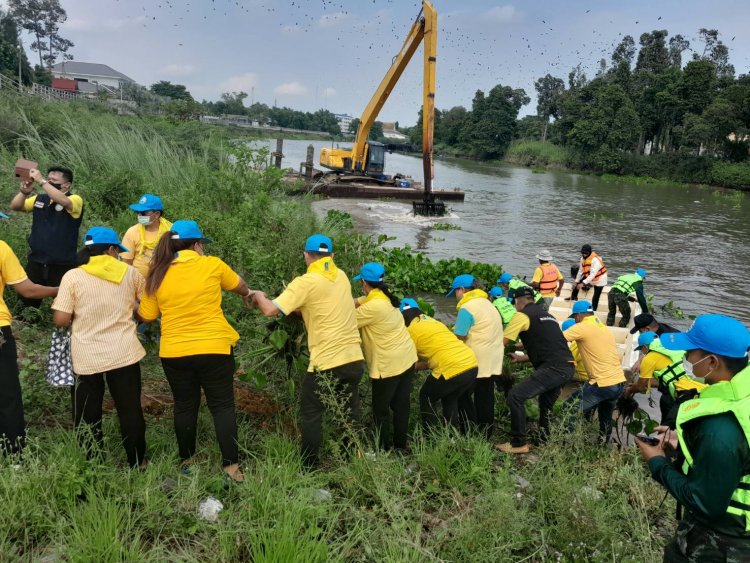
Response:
[53,266,146,375]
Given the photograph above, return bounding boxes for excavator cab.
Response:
[364,142,386,176]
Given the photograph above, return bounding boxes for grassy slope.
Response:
[0,96,670,561]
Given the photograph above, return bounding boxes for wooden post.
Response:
[305,144,314,181]
[273,138,283,169]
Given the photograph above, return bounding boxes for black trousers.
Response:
[0,326,25,454]
[508,364,573,447]
[71,362,146,467]
[420,367,478,431]
[371,366,413,450]
[162,353,238,467]
[570,284,604,310]
[22,261,75,308]
[300,360,364,467]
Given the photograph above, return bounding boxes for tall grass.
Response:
[0,95,671,560]
[505,140,572,167]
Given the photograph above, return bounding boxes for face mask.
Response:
[682,354,713,382]
[137,215,152,225]
[48,181,64,190]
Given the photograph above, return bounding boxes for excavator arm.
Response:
[320,0,436,186]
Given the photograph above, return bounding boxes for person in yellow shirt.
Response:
[120,194,172,278]
[400,298,478,432]
[0,239,58,454]
[530,249,564,308]
[624,331,706,427]
[138,221,251,482]
[561,319,589,384]
[353,262,417,450]
[563,301,626,443]
[250,234,364,468]
[449,274,503,439]
[9,166,83,308]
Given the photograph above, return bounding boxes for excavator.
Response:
[319,1,444,215]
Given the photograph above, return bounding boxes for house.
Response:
[51,61,136,92]
[381,122,408,141]
[335,113,355,134]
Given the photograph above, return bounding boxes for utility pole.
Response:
[17,44,22,90]
[251,86,255,106]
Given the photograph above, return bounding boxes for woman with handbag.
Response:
[138,221,251,483]
[52,227,147,468]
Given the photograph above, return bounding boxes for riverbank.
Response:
[0,96,671,561]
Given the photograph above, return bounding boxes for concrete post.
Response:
[305,144,314,181]
[273,138,284,169]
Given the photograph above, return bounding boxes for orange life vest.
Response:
[581,251,607,283]
[538,262,561,295]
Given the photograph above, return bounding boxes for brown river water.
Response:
[259,139,750,327]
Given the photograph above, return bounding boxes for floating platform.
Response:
[283,172,465,202]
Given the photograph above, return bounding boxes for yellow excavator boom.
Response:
[320,0,436,185]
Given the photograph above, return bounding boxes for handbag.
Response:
[46,327,75,386]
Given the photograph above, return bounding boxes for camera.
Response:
[14,159,38,183]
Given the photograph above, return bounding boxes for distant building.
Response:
[382,122,408,141]
[51,61,136,92]
[335,113,355,134]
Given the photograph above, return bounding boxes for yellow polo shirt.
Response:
[24,194,83,219]
[639,351,707,393]
[138,250,241,358]
[273,258,363,372]
[563,315,625,387]
[355,289,417,378]
[120,218,173,278]
[570,341,589,382]
[0,241,28,327]
[407,314,477,379]
[456,295,504,378]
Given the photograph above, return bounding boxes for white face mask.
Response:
[137,214,152,226]
[682,354,713,383]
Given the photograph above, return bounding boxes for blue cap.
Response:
[170,220,213,243]
[497,273,513,284]
[83,226,129,253]
[399,298,420,312]
[352,262,385,282]
[636,268,647,279]
[636,331,657,351]
[488,286,504,299]
[660,314,750,358]
[447,274,475,297]
[569,300,594,318]
[304,234,332,253]
[561,319,575,332]
[129,193,164,212]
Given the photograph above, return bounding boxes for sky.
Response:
[6,0,750,125]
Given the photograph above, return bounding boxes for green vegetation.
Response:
[431,222,461,231]
[505,139,572,168]
[0,95,673,560]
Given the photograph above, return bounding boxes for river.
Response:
[253,138,750,326]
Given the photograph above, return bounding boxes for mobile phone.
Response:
[636,434,660,446]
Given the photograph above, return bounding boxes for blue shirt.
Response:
[454,308,475,337]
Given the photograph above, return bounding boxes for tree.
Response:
[668,34,690,69]
[568,64,588,90]
[635,30,670,74]
[218,91,248,115]
[459,85,530,159]
[695,28,735,81]
[165,99,202,122]
[438,106,468,146]
[348,117,360,135]
[515,115,545,141]
[9,0,73,68]
[534,74,565,141]
[0,10,33,84]
[150,80,193,101]
[611,35,636,69]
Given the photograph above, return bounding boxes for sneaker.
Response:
[495,442,530,454]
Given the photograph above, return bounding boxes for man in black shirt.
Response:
[630,313,679,336]
[496,287,575,454]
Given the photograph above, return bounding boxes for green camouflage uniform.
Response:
[663,514,750,562]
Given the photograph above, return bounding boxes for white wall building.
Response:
[335,113,355,134]
[51,62,136,91]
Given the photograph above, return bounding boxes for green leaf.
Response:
[269,329,289,350]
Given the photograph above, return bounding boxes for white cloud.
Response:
[63,15,147,32]
[161,64,195,78]
[220,72,259,93]
[274,81,308,96]
[316,12,350,28]
[322,87,336,97]
[485,5,522,24]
